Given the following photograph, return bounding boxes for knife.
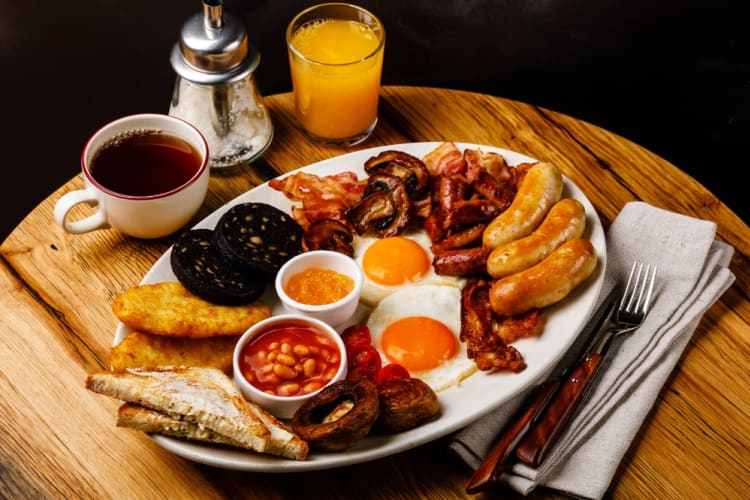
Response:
[464,287,618,494]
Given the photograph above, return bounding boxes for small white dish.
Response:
[232,314,348,419]
[275,250,363,328]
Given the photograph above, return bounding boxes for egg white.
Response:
[352,229,467,307]
[366,284,477,392]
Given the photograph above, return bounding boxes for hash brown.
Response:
[109,331,239,372]
[112,281,270,337]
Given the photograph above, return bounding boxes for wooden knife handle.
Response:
[515,352,604,468]
[465,380,559,494]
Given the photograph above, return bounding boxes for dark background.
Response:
[2,0,748,241]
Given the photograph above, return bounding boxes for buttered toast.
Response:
[116,402,308,460]
[86,366,310,459]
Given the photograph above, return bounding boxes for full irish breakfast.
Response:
[86,141,599,461]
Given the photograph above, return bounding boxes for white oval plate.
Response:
[113,142,606,472]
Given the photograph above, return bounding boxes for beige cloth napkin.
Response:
[449,202,736,499]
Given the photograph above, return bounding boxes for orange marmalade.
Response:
[285,268,354,305]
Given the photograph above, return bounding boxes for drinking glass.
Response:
[286,3,385,147]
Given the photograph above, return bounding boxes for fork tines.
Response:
[621,261,657,316]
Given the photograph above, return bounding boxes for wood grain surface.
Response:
[1,87,748,499]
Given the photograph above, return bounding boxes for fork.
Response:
[513,261,658,468]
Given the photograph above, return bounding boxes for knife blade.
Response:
[464,286,618,494]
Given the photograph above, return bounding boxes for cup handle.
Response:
[53,188,109,234]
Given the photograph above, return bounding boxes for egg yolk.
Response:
[380,316,457,371]
[362,237,430,286]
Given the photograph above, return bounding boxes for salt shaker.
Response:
[169,0,273,170]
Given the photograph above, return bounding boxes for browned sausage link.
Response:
[443,199,500,227]
[438,175,469,213]
[431,223,487,253]
[486,198,586,278]
[489,238,597,316]
[482,162,563,249]
[433,246,490,276]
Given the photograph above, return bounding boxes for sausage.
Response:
[486,198,586,278]
[489,238,597,316]
[482,162,563,249]
[432,246,490,276]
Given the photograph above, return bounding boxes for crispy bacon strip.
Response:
[473,346,526,372]
[464,148,512,183]
[460,277,529,372]
[494,309,542,345]
[460,277,494,349]
[269,171,366,229]
[423,142,466,177]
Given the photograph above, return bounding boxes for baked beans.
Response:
[238,320,342,397]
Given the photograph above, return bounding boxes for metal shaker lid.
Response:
[171,0,260,84]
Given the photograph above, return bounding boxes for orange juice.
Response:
[288,11,384,144]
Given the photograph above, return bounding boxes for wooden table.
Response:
[2,87,748,499]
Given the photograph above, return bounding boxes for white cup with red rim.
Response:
[54,113,209,239]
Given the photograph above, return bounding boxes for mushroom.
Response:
[375,378,440,433]
[364,150,430,196]
[302,218,355,257]
[363,172,405,197]
[344,174,411,238]
[291,378,380,451]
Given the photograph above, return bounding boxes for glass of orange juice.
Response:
[286,3,385,147]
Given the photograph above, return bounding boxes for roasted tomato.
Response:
[347,343,382,382]
[341,324,372,352]
[375,363,410,386]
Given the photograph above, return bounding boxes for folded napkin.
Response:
[449,201,736,499]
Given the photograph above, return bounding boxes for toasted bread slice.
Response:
[197,365,309,460]
[117,403,309,460]
[117,403,241,447]
[242,403,309,460]
[86,367,269,453]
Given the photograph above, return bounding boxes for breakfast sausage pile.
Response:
[422,146,597,371]
[270,142,598,373]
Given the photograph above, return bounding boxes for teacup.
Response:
[54,113,209,239]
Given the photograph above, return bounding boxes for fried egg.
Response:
[352,229,466,306]
[367,284,477,392]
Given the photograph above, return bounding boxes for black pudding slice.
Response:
[170,228,265,305]
[215,202,304,281]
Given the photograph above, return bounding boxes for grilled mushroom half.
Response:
[364,150,430,197]
[344,173,411,238]
[302,218,355,257]
[375,377,440,433]
[291,378,380,451]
